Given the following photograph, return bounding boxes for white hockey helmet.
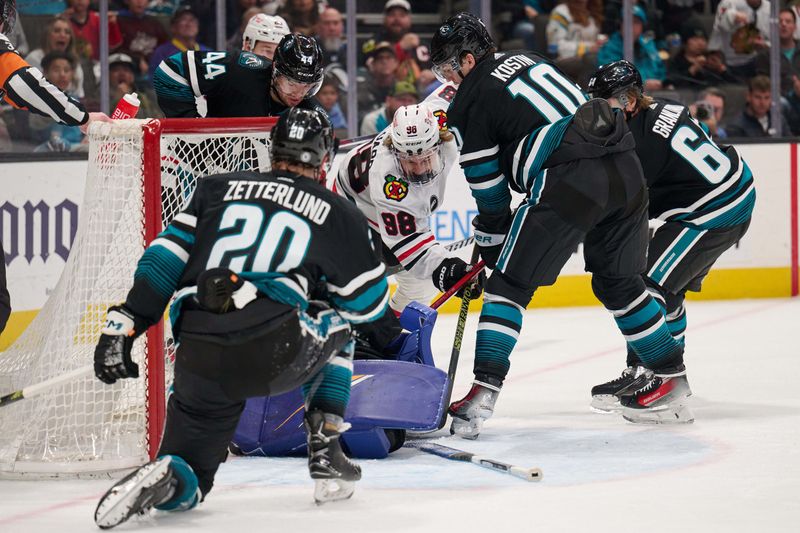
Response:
[243,14,290,50]
[390,103,444,185]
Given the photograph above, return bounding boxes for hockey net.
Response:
[0,117,276,478]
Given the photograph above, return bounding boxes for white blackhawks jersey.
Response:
[335,82,460,280]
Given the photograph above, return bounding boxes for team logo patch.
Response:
[238,52,265,68]
[433,110,448,131]
[383,175,408,202]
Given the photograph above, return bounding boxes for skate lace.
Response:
[634,373,661,395]
[609,368,635,385]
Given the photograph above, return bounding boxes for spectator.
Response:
[697,87,729,139]
[366,0,433,89]
[546,0,601,61]
[241,13,289,60]
[727,75,790,137]
[316,7,345,66]
[512,1,544,51]
[278,0,319,36]
[602,0,660,42]
[117,0,169,76]
[755,8,800,96]
[108,53,160,118]
[667,18,738,88]
[146,0,181,16]
[358,41,400,120]
[32,52,85,151]
[66,0,123,61]
[597,6,665,90]
[317,74,347,135]
[360,80,417,135]
[709,0,770,80]
[655,0,705,37]
[148,6,210,76]
[25,15,86,99]
[16,0,64,15]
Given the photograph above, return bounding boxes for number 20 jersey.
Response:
[629,100,755,229]
[334,82,460,279]
[445,51,587,216]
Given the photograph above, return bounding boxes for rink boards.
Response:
[1,141,798,349]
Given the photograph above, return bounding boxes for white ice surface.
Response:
[1,298,799,532]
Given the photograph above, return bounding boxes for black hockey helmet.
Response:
[430,12,494,82]
[270,108,334,182]
[272,33,324,96]
[1,0,17,35]
[587,60,643,100]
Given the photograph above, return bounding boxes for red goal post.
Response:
[0,117,277,478]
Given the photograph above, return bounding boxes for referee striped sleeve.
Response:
[5,67,87,125]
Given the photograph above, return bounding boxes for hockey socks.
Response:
[302,346,354,418]
[473,294,524,381]
[611,291,683,369]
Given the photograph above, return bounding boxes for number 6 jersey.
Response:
[334,82,461,280]
[628,99,755,229]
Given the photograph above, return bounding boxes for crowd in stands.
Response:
[3,0,800,153]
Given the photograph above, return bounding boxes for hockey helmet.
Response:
[270,108,334,182]
[587,60,644,101]
[389,103,444,185]
[1,0,17,35]
[243,14,290,50]
[272,33,324,97]
[430,12,494,83]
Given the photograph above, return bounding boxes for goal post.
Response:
[0,117,277,478]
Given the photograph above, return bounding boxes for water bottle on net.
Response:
[111,92,141,120]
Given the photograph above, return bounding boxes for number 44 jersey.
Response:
[334,83,461,280]
[629,99,755,229]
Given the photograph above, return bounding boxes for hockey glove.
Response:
[94,305,142,384]
[432,257,485,298]
[472,217,508,270]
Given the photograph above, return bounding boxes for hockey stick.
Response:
[437,246,483,428]
[404,441,542,482]
[0,366,94,407]
[385,236,477,277]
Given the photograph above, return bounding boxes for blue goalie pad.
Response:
[232,359,448,459]
[385,301,437,366]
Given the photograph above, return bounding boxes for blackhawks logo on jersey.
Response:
[433,110,448,131]
[383,175,408,202]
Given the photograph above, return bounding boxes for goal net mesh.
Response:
[0,119,272,478]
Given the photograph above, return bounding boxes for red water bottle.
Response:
[111,93,141,119]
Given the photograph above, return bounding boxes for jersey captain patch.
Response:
[383,175,408,202]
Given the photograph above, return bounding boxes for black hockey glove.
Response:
[432,257,485,298]
[472,216,509,270]
[94,305,143,384]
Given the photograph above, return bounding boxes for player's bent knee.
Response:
[591,274,647,310]
[485,271,535,309]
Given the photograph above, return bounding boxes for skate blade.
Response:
[313,479,355,505]
[450,417,483,440]
[590,395,621,413]
[95,457,172,529]
[622,403,695,425]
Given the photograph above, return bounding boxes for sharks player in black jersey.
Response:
[152,32,325,118]
[586,60,755,422]
[430,14,687,437]
[92,109,389,529]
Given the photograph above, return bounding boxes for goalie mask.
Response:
[243,14,289,58]
[272,33,324,106]
[270,108,335,184]
[390,103,444,186]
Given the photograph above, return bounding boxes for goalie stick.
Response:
[404,440,542,482]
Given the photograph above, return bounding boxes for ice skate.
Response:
[305,410,362,505]
[621,366,694,424]
[590,366,649,413]
[448,378,502,440]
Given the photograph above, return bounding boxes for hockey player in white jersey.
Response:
[242,13,289,60]
[335,83,481,315]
